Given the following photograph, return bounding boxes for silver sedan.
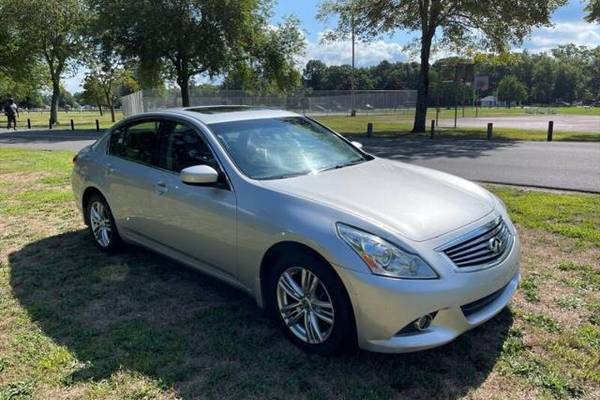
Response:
[72,106,520,354]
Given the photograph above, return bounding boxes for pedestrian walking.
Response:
[4,98,19,130]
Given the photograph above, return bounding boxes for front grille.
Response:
[461,284,507,317]
[443,218,512,268]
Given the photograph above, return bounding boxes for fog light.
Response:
[413,314,433,331]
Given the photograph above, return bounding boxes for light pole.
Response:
[350,8,356,117]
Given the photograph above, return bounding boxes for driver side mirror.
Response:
[351,141,363,150]
[180,165,219,185]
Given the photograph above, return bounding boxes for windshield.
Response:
[209,117,371,180]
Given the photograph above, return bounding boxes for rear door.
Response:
[104,119,164,237]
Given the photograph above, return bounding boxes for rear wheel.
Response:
[86,194,122,253]
[269,252,355,355]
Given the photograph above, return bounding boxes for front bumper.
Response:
[335,234,521,353]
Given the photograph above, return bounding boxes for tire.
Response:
[268,251,355,355]
[86,193,122,253]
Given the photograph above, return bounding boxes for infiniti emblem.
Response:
[488,237,503,254]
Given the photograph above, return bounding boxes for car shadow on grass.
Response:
[9,230,514,399]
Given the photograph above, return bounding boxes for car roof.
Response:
[148,106,301,125]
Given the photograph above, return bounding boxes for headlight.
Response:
[337,223,438,279]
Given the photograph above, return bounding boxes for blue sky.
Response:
[65,0,599,92]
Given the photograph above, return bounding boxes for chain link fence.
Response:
[121,89,417,117]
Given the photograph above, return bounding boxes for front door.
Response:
[150,120,238,279]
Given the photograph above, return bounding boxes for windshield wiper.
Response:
[263,171,311,180]
[318,159,366,173]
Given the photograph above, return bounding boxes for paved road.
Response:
[439,114,600,133]
[363,137,600,193]
[1,130,599,193]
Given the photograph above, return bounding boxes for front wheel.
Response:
[86,194,122,253]
[269,253,355,355]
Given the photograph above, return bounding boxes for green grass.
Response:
[315,112,600,142]
[1,110,122,130]
[520,276,541,303]
[0,147,599,399]
[492,187,600,248]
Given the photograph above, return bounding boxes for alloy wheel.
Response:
[276,266,335,344]
[89,200,112,248]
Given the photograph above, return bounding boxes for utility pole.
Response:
[350,7,356,117]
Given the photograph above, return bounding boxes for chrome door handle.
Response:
[153,181,168,195]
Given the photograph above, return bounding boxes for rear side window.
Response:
[108,120,160,165]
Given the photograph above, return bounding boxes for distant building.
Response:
[480,95,498,107]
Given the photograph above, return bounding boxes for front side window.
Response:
[108,120,160,165]
[157,122,218,173]
[209,117,371,180]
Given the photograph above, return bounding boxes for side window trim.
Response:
[105,116,234,191]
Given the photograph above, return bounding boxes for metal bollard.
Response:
[547,121,553,142]
[95,119,100,132]
[49,119,52,129]
[487,123,493,140]
[430,120,435,139]
[367,122,373,137]
[70,119,75,131]
[27,118,31,129]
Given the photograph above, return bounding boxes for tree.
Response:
[3,0,87,125]
[319,0,565,132]
[0,2,47,107]
[222,16,305,93]
[497,75,527,107]
[59,88,77,109]
[82,74,103,114]
[87,69,139,121]
[93,0,268,107]
[585,0,600,22]
[553,63,581,104]
[304,60,329,89]
[531,55,556,103]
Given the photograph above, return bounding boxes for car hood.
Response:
[259,158,495,242]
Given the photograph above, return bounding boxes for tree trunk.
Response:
[98,105,103,116]
[412,34,433,133]
[105,92,116,122]
[50,78,60,125]
[178,74,190,107]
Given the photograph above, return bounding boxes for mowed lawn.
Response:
[0,147,599,400]
[2,110,123,130]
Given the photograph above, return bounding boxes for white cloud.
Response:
[525,21,600,52]
[303,32,408,66]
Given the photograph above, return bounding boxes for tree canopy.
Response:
[92,0,285,106]
[301,44,600,106]
[1,0,87,123]
[497,75,527,107]
[319,0,567,132]
[585,0,600,22]
[222,16,305,93]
